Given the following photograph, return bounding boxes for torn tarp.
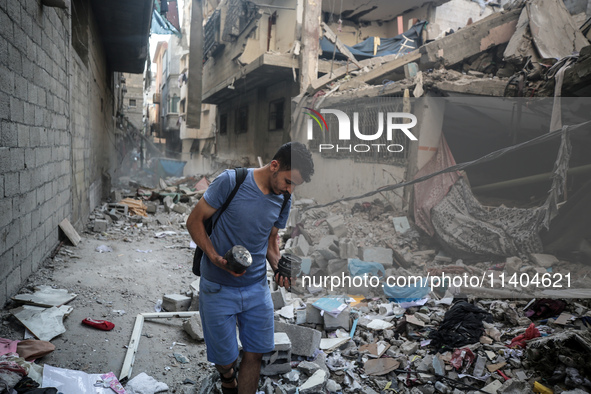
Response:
[320,21,427,60]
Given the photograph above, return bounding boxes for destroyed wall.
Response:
[122,73,145,131]
[324,19,398,47]
[0,1,119,306]
[202,0,296,94]
[404,0,497,40]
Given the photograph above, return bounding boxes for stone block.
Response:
[162,294,192,312]
[275,321,321,357]
[400,341,419,355]
[270,286,287,310]
[530,253,558,268]
[300,370,327,393]
[172,203,188,214]
[93,219,108,233]
[326,216,347,238]
[305,303,323,325]
[362,247,393,267]
[292,234,310,256]
[163,196,174,212]
[189,279,200,311]
[339,239,358,259]
[146,203,157,214]
[324,307,350,331]
[326,259,348,276]
[182,314,204,341]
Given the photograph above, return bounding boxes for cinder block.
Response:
[339,239,358,259]
[93,219,108,233]
[324,307,350,331]
[305,303,323,325]
[162,294,192,312]
[260,333,292,376]
[172,204,188,214]
[146,203,157,214]
[270,286,286,310]
[163,196,174,213]
[275,321,321,357]
[182,313,204,341]
[326,216,347,238]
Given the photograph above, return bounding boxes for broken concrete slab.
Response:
[10,305,73,341]
[324,307,350,330]
[183,313,204,341]
[12,286,77,307]
[530,253,558,268]
[299,369,327,393]
[526,0,589,59]
[275,321,321,357]
[320,337,350,352]
[364,358,400,376]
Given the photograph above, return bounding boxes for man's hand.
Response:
[274,270,291,290]
[213,255,246,277]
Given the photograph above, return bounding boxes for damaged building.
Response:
[1,0,591,393]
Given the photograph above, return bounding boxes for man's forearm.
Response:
[266,234,280,271]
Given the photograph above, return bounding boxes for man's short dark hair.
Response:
[273,142,314,182]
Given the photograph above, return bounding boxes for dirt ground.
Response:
[0,209,213,393]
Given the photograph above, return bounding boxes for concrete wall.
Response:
[214,79,297,166]
[0,1,117,306]
[296,152,407,208]
[122,73,145,130]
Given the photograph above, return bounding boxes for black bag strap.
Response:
[212,167,248,229]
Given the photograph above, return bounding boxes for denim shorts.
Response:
[199,276,274,366]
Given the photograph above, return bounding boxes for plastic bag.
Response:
[347,258,385,279]
[383,277,430,302]
[41,365,112,393]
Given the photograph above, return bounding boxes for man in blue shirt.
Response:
[187,142,314,394]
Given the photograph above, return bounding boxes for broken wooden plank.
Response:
[59,218,81,246]
[321,22,362,68]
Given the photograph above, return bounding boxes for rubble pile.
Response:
[2,174,590,394]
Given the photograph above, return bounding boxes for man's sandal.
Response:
[220,368,238,394]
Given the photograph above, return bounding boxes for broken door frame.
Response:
[119,311,200,381]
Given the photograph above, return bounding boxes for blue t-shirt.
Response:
[201,168,291,287]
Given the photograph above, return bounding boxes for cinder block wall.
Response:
[0,1,114,306]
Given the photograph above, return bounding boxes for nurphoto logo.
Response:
[305,108,418,153]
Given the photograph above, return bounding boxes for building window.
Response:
[219,113,228,135]
[129,99,137,107]
[268,99,285,131]
[235,106,248,134]
[171,95,180,113]
[162,50,168,78]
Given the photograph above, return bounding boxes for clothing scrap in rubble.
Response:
[429,300,493,351]
[525,298,567,320]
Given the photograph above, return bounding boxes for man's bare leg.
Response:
[215,361,237,391]
[237,351,262,393]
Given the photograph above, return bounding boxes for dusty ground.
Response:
[0,209,213,393]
